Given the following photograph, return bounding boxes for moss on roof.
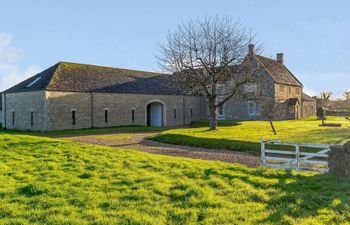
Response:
[5,61,183,95]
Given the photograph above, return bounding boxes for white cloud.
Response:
[0,32,41,91]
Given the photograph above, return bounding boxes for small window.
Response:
[173,108,177,119]
[190,108,193,118]
[12,111,15,125]
[218,105,224,116]
[104,109,108,123]
[248,102,260,116]
[72,110,76,125]
[30,111,34,127]
[296,87,300,94]
[288,86,292,94]
[131,109,135,121]
[26,77,42,88]
[280,84,285,92]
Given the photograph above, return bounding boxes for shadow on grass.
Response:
[209,166,350,223]
[0,125,169,138]
[149,133,260,153]
[255,172,350,223]
[190,120,241,128]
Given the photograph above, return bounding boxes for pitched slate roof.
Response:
[4,62,183,95]
[302,93,315,101]
[255,55,302,87]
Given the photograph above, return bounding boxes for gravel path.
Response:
[60,132,260,167]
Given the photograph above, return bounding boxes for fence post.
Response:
[261,137,265,166]
[295,144,300,171]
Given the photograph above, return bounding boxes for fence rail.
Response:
[260,137,330,172]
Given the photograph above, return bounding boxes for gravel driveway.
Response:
[60,132,260,167]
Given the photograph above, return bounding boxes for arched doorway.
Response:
[146,101,165,127]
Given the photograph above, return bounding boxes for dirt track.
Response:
[61,132,260,167]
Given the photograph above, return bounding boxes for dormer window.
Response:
[26,77,42,88]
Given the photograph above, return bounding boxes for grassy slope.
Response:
[150,117,350,152]
[0,133,350,224]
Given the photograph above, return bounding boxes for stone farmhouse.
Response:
[1,46,316,131]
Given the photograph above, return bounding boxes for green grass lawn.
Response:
[1,125,166,137]
[150,117,350,152]
[0,132,350,224]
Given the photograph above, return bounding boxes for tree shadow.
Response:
[149,133,260,153]
[190,120,241,128]
[218,167,350,223]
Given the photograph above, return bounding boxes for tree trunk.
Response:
[209,105,217,130]
[269,119,277,135]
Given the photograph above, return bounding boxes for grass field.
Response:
[150,117,350,152]
[0,132,350,224]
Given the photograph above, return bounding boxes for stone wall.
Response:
[221,57,276,121]
[46,91,92,131]
[275,83,302,119]
[302,100,316,118]
[3,91,47,131]
[329,142,350,177]
[46,91,206,131]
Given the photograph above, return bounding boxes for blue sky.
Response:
[0,0,349,98]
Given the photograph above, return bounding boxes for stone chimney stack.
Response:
[277,53,284,64]
[248,44,255,55]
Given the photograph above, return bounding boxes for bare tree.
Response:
[318,91,332,125]
[256,82,282,135]
[320,92,332,100]
[158,16,259,130]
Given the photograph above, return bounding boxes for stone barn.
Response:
[1,62,206,131]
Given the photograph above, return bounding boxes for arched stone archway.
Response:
[145,100,166,127]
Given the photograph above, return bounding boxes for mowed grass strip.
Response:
[150,117,350,152]
[0,133,350,224]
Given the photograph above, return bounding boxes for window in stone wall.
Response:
[248,102,260,116]
[132,109,135,121]
[218,104,224,116]
[104,109,108,123]
[30,111,34,127]
[12,111,15,125]
[72,110,76,125]
[173,108,177,119]
[280,84,285,92]
[190,108,193,118]
[288,86,292,94]
[296,87,300,94]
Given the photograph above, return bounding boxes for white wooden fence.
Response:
[260,137,330,172]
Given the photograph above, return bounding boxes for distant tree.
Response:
[319,91,332,125]
[344,91,350,101]
[158,16,260,130]
[320,92,332,100]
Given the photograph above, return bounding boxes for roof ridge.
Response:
[57,61,161,75]
[255,54,302,86]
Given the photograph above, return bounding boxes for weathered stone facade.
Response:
[3,91,47,131]
[275,83,303,119]
[329,142,350,177]
[2,91,206,131]
[301,99,316,118]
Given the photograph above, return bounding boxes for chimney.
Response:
[277,53,284,64]
[248,44,255,54]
